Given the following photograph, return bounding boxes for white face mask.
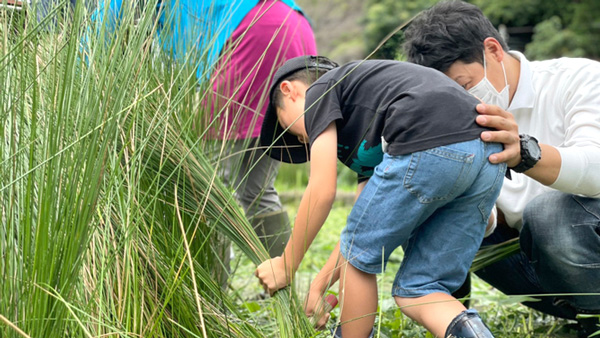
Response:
[468,52,510,110]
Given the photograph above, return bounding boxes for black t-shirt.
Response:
[304,60,487,181]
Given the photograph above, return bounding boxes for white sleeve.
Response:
[551,146,600,198]
[550,61,600,198]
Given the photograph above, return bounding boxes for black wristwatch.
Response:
[510,134,542,173]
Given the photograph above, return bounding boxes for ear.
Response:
[280,80,304,102]
[279,80,294,97]
[483,37,505,62]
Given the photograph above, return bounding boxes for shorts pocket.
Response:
[403,146,474,203]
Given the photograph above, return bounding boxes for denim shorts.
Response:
[340,139,506,298]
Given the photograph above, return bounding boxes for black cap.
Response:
[260,55,338,163]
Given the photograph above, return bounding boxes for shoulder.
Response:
[529,57,600,98]
[310,123,338,152]
[336,60,450,85]
[343,59,441,72]
[532,57,600,77]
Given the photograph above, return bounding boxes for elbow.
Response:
[307,180,337,205]
[552,146,600,197]
[550,171,600,198]
[320,185,337,205]
[583,185,600,199]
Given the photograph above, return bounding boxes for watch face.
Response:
[526,138,542,160]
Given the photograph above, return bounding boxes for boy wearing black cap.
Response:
[254,55,505,338]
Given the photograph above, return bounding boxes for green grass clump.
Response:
[0,1,314,337]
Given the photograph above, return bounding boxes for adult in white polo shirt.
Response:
[404,1,600,336]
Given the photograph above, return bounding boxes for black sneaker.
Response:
[576,316,600,338]
[445,309,495,338]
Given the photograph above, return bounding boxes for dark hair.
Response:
[272,67,331,111]
[403,0,508,72]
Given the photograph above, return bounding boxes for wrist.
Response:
[510,134,542,173]
[309,278,329,294]
[277,254,297,281]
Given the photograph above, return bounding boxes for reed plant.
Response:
[3,2,590,338]
[0,1,314,337]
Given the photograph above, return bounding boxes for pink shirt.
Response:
[211,0,317,139]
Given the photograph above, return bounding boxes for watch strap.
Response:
[510,134,541,173]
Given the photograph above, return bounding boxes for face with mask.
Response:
[444,47,511,111]
[467,52,510,110]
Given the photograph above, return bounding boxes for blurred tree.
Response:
[568,0,600,59]
[363,0,436,59]
[525,16,585,60]
[360,0,600,61]
[472,0,599,60]
[471,0,574,28]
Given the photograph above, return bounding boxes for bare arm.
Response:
[284,123,338,271]
[255,123,338,294]
[305,180,368,328]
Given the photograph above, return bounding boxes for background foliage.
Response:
[297,0,600,61]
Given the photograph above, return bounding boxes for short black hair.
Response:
[403,0,509,72]
[272,67,331,112]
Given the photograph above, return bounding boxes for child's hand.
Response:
[305,291,337,329]
[254,256,291,296]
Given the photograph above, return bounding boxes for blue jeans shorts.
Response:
[340,139,506,298]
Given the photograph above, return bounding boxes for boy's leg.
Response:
[452,273,471,307]
[444,309,495,338]
[340,140,502,336]
[396,292,495,338]
[395,293,466,337]
[338,259,378,338]
[390,141,504,336]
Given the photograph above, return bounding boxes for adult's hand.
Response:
[476,103,521,167]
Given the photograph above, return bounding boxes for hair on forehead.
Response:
[403,0,508,72]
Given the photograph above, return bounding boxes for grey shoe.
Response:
[445,309,495,338]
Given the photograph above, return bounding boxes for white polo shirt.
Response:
[498,51,600,229]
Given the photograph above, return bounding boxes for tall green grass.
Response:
[0,1,314,337]
[4,2,590,337]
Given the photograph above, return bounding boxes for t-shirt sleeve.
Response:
[357,174,370,184]
[304,82,343,146]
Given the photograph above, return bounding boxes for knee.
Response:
[393,295,444,316]
[394,296,419,321]
[522,191,569,229]
[521,191,600,265]
[522,191,579,249]
[394,296,411,309]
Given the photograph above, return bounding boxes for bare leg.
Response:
[395,293,466,337]
[338,259,378,338]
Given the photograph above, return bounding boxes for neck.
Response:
[504,53,521,103]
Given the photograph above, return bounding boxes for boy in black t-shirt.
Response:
[254,56,504,338]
